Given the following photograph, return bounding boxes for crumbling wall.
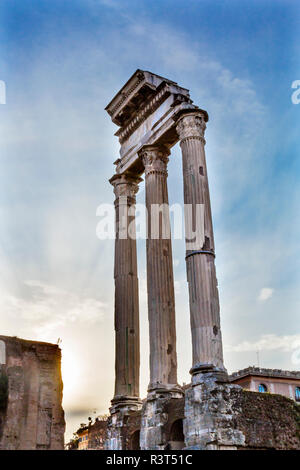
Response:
[106,408,142,450]
[235,389,300,449]
[183,378,300,450]
[109,384,300,450]
[0,335,65,450]
[88,419,107,449]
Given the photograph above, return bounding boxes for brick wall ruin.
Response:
[0,335,65,450]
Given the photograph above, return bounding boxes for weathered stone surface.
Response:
[87,418,107,450]
[105,70,199,450]
[104,70,300,451]
[105,69,193,175]
[140,390,184,450]
[184,373,245,449]
[105,407,142,450]
[139,145,178,391]
[176,111,224,372]
[106,383,300,450]
[0,335,65,450]
[184,373,300,450]
[235,389,300,449]
[110,174,142,406]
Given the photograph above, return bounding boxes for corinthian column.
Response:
[110,172,142,409]
[139,145,179,392]
[176,111,225,374]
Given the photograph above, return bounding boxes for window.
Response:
[295,387,300,402]
[258,383,268,393]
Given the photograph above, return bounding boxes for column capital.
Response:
[109,172,143,200]
[138,145,170,177]
[176,111,208,143]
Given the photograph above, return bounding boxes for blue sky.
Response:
[0,0,299,440]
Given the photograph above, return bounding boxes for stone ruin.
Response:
[104,69,300,450]
[0,335,65,450]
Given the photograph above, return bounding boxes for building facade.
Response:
[230,367,300,402]
[77,425,89,450]
[76,418,107,450]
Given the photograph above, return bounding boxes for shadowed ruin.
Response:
[0,335,65,450]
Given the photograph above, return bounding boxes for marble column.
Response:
[139,145,182,450]
[176,111,225,375]
[139,145,179,393]
[109,172,142,409]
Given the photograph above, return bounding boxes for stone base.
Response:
[104,380,300,450]
[105,397,142,450]
[184,369,245,450]
[140,386,183,450]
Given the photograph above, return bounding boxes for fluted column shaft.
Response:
[139,145,178,390]
[110,173,142,403]
[176,112,225,372]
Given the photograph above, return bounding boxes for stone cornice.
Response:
[105,69,190,127]
[115,84,172,144]
[108,71,145,120]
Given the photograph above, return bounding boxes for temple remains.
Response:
[0,335,65,450]
[104,70,300,450]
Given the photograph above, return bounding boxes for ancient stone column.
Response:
[110,172,142,408]
[176,111,225,374]
[139,145,182,450]
[139,145,179,392]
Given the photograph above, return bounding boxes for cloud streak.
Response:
[226,334,300,353]
[0,280,107,339]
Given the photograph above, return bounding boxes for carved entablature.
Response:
[105,69,199,175]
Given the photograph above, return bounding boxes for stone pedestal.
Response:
[105,399,142,450]
[184,369,245,450]
[140,388,183,450]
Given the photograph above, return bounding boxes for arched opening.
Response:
[130,430,140,450]
[258,383,268,393]
[169,419,184,450]
[0,341,6,365]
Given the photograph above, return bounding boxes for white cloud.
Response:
[0,280,107,339]
[225,334,300,353]
[291,349,300,365]
[258,287,274,301]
